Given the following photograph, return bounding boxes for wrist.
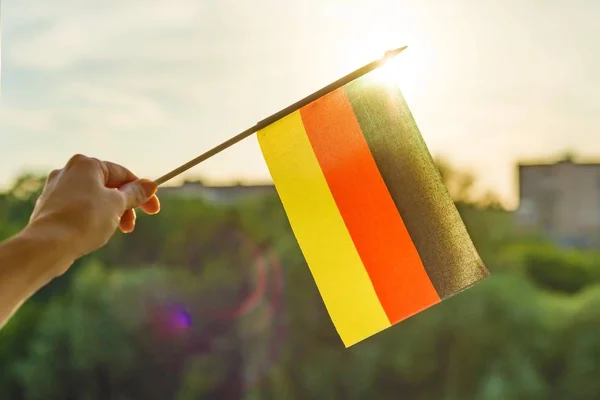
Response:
[0,219,76,327]
[22,216,77,278]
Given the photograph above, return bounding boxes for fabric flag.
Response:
[256,72,489,347]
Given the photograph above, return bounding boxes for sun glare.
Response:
[367,46,430,103]
[335,33,434,103]
[368,55,407,86]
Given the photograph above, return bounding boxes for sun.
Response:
[366,46,431,103]
[335,35,434,103]
[368,54,410,86]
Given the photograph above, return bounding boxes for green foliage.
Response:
[2,168,600,399]
[554,285,600,400]
[13,262,250,400]
[523,245,600,294]
[0,174,45,239]
[0,302,43,400]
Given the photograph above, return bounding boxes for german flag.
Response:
[257,74,488,347]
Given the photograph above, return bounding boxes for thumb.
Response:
[119,179,157,209]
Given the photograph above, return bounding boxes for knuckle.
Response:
[65,154,103,177]
[123,189,140,209]
[67,153,89,166]
[48,169,61,180]
[97,160,110,182]
[66,154,100,171]
[89,157,103,168]
[133,183,145,199]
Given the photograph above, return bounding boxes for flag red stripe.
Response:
[299,88,441,323]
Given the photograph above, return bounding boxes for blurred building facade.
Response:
[158,180,275,204]
[516,156,600,247]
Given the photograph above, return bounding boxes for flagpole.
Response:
[153,46,407,186]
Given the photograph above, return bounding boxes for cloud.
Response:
[1,0,600,201]
[59,83,170,128]
[0,106,59,134]
[6,0,208,70]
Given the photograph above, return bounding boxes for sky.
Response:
[1,0,599,207]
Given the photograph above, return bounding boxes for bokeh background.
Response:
[1,0,600,399]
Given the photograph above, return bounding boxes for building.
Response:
[516,155,600,247]
[158,180,276,205]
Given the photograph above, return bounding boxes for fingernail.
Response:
[139,179,157,198]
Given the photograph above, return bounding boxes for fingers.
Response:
[119,208,137,233]
[102,161,139,188]
[116,191,159,234]
[62,153,160,222]
[140,194,161,215]
[107,182,158,234]
[64,154,139,189]
[119,179,158,210]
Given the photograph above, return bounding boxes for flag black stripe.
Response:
[344,79,488,298]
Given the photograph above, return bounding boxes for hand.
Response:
[27,154,160,271]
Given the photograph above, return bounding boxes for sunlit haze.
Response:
[1,0,599,208]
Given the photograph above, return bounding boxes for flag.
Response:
[257,72,489,347]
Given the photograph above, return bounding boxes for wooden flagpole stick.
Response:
[154,46,407,186]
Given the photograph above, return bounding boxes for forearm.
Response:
[0,223,74,328]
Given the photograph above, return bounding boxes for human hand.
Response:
[27,154,160,271]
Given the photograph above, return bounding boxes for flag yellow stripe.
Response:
[257,110,391,346]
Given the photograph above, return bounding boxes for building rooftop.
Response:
[515,153,600,248]
[518,154,600,167]
[158,179,275,204]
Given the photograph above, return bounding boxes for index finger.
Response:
[101,161,139,188]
